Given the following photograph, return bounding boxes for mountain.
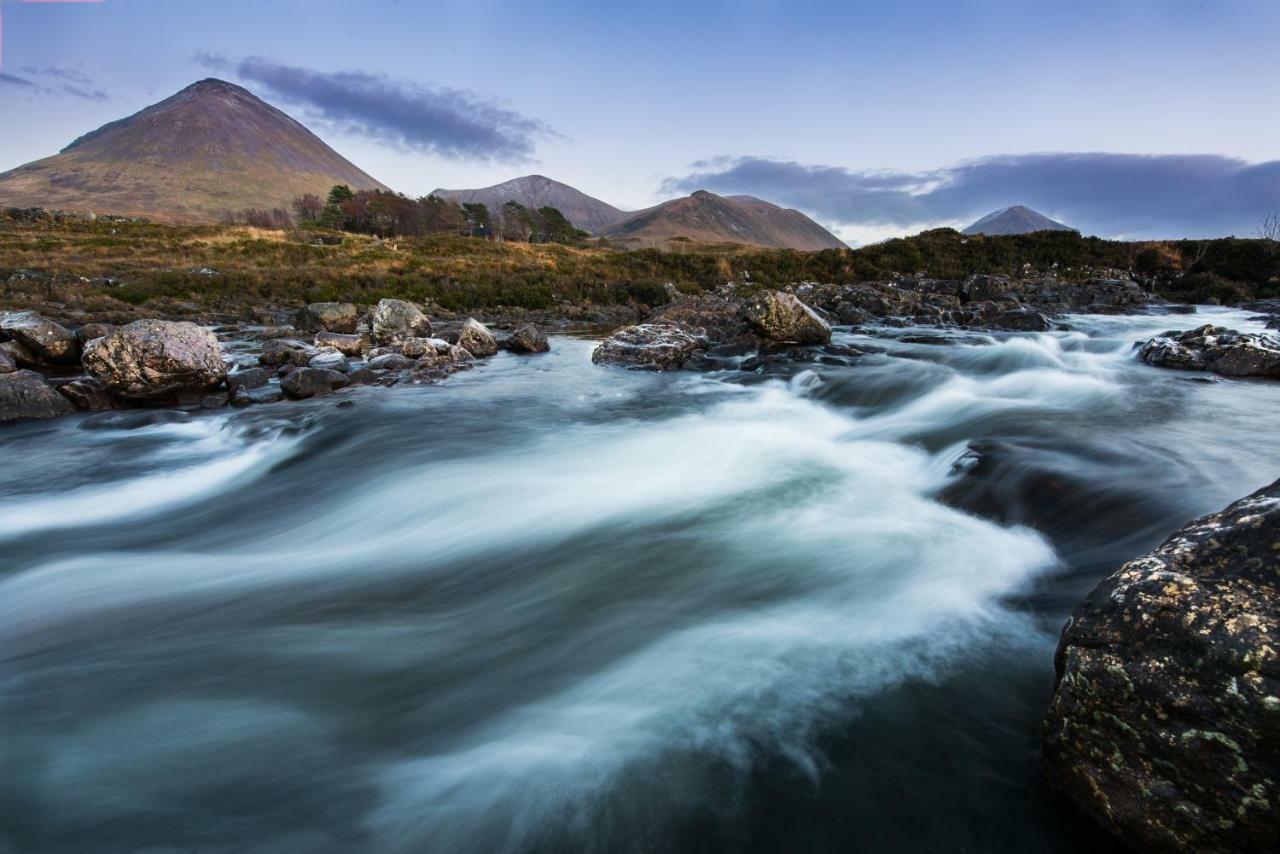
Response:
[0,78,388,223]
[962,205,1076,236]
[601,190,846,250]
[430,175,628,235]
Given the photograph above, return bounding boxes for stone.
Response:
[1137,325,1280,379]
[0,370,75,421]
[740,290,831,345]
[314,331,364,357]
[394,337,451,359]
[75,322,116,344]
[370,298,431,345]
[0,348,14,374]
[366,353,416,372]
[80,410,192,430]
[308,347,350,373]
[1044,478,1280,854]
[258,338,317,367]
[226,367,270,392]
[503,323,550,354]
[297,302,358,333]
[82,320,227,402]
[57,377,113,411]
[456,318,498,357]
[0,340,36,368]
[591,323,710,371]
[0,310,79,363]
[281,367,350,400]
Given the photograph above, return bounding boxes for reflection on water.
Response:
[0,308,1275,853]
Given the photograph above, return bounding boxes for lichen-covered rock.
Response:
[314,331,364,357]
[741,290,831,345]
[371,299,432,346]
[82,320,226,402]
[0,370,75,421]
[280,367,350,400]
[1043,479,1280,853]
[591,323,710,371]
[297,302,358,333]
[1137,325,1280,379]
[0,310,79,363]
[457,318,498,357]
[503,323,550,354]
[258,338,317,367]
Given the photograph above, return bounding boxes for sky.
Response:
[0,0,1276,244]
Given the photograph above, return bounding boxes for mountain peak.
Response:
[431,175,628,234]
[603,191,845,250]
[962,205,1076,236]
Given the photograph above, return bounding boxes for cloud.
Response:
[0,72,37,89]
[4,66,107,101]
[663,154,1280,239]
[196,53,553,162]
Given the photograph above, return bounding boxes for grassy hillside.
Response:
[0,213,1275,320]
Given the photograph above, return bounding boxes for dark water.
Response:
[0,308,1276,853]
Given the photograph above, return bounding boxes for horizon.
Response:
[0,0,1277,244]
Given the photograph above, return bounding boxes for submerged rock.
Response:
[456,318,498,358]
[503,323,550,354]
[741,290,831,345]
[591,323,710,371]
[0,369,75,421]
[82,320,226,402]
[0,310,79,363]
[371,298,432,346]
[1137,325,1280,378]
[1044,479,1280,853]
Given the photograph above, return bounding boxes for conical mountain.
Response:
[602,190,846,250]
[962,205,1076,236]
[430,175,628,235]
[0,78,388,223]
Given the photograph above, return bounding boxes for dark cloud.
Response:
[664,154,1280,239]
[0,72,37,89]
[196,53,552,162]
[5,66,107,101]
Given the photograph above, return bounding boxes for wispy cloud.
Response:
[2,66,107,100]
[664,154,1280,239]
[196,53,553,162]
[0,71,36,89]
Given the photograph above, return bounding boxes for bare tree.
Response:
[1257,211,1280,243]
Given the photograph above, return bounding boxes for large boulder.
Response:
[371,299,432,346]
[82,320,226,402]
[741,290,831,345]
[591,323,710,371]
[0,370,75,421]
[281,367,351,400]
[503,323,550,354]
[1137,325,1280,378]
[297,302,358,333]
[0,310,79,363]
[456,318,498,358]
[1044,479,1280,853]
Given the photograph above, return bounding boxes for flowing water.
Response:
[0,308,1275,853]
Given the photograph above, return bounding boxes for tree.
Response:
[462,203,492,238]
[1258,211,1280,253]
[537,206,588,244]
[292,193,323,223]
[320,185,356,229]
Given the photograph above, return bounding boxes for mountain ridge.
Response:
[602,190,847,250]
[963,205,1076,236]
[430,175,629,235]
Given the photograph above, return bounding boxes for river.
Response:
[0,308,1275,853]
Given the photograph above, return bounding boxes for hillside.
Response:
[0,78,388,224]
[431,175,628,234]
[963,205,1076,236]
[602,190,847,250]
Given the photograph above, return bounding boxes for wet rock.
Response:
[651,295,758,351]
[0,340,36,368]
[991,307,1053,332]
[503,323,550,354]
[80,409,192,430]
[281,367,350,399]
[0,369,75,421]
[371,298,431,345]
[75,322,116,344]
[1044,478,1280,854]
[308,347,350,373]
[226,366,270,392]
[258,338,317,367]
[366,353,416,372]
[457,318,498,358]
[314,331,363,357]
[56,377,113,411]
[741,290,831,345]
[297,302,358,333]
[0,348,14,374]
[1137,325,1280,379]
[0,310,79,363]
[591,323,710,371]
[82,320,227,402]
[390,337,451,359]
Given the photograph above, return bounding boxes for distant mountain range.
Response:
[963,205,1076,236]
[600,190,846,250]
[0,79,387,223]
[430,175,629,235]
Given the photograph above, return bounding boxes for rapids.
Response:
[0,308,1275,853]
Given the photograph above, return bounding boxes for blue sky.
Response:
[0,0,1276,242]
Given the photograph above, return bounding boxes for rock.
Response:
[393,337,451,359]
[75,322,116,344]
[308,347,350,373]
[741,290,831,345]
[297,302,358,333]
[82,320,227,402]
[226,366,270,392]
[79,410,192,430]
[258,338,317,367]
[366,353,416,372]
[0,348,14,374]
[57,377,113,411]
[0,340,36,368]
[0,310,79,363]
[280,367,350,400]
[371,298,431,345]
[1137,325,1280,379]
[0,370,75,421]
[591,323,710,371]
[1043,478,1280,854]
[991,307,1053,332]
[457,318,498,358]
[314,331,363,357]
[503,323,550,354]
